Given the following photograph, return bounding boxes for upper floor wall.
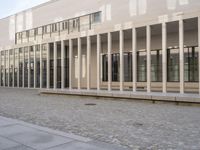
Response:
[0,0,200,47]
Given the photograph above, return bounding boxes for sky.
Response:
[0,0,50,19]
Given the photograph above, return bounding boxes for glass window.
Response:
[36,45,40,88]
[19,48,23,87]
[137,50,147,82]
[151,50,162,82]
[14,49,19,87]
[124,53,132,82]
[1,51,5,86]
[91,12,101,24]
[167,48,179,82]
[24,47,29,87]
[184,46,198,82]
[112,53,120,82]
[42,44,47,88]
[102,54,108,82]
[30,46,34,88]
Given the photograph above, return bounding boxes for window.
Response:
[124,53,132,82]
[167,48,179,82]
[102,54,108,82]
[151,50,162,82]
[137,50,147,82]
[91,12,101,24]
[184,46,198,82]
[112,53,120,82]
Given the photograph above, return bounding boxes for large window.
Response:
[24,47,29,88]
[42,44,47,88]
[137,50,147,82]
[112,53,120,82]
[9,50,14,87]
[124,53,132,82]
[167,48,179,82]
[184,46,198,82]
[19,48,23,87]
[30,46,34,88]
[151,50,162,82]
[5,50,9,87]
[36,45,40,88]
[102,54,108,82]
[1,51,4,86]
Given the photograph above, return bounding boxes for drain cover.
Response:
[85,103,97,106]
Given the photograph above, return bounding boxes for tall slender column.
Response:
[8,50,10,87]
[120,30,124,91]
[17,49,20,88]
[179,19,184,94]
[34,46,36,88]
[40,44,43,89]
[162,23,167,93]
[0,51,1,86]
[22,48,25,88]
[69,39,73,90]
[147,25,151,93]
[108,32,112,91]
[3,51,5,87]
[13,49,15,87]
[87,36,91,90]
[47,44,50,89]
[78,38,81,90]
[54,42,57,89]
[61,40,65,89]
[28,47,30,88]
[198,17,200,94]
[97,34,101,90]
[132,28,137,92]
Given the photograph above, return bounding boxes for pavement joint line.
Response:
[0,116,92,143]
[43,140,76,150]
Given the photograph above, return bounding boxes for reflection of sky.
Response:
[0,0,50,19]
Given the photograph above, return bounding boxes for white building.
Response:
[0,0,200,99]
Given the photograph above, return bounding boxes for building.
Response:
[0,0,200,98]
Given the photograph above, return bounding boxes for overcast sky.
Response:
[0,0,50,19]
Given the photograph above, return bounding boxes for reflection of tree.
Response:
[167,0,189,10]
[129,0,147,16]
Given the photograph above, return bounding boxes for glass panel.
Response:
[9,50,14,87]
[167,48,179,82]
[1,51,4,86]
[102,54,108,82]
[151,50,162,82]
[30,46,34,88]
[137,50,147,82]
[14,49,19,87]
[24,47,29,87]
[36,45,40,88]
[19,48,23,87]
[42,44,47,88]
[112,53,119,82]
[124,53,132,82]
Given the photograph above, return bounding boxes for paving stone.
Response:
[4,145,34,150]
[0,136,20,150]
[0,125,73,150]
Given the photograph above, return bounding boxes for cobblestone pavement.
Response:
[0,87,200,150]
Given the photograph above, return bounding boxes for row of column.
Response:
[0,18,200,94]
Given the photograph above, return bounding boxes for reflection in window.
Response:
[102,54,108,82]
[19,48,23,87]
[137,50,146,82]
[124,53,132,82]
[42,44,47,88]
[14,49,19,87]
[184,46,198,82]
[151,50,162,82]
[24,47,29,87]
[112,53,120,82]
[167,48,179,82]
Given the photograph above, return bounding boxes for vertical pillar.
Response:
[40,44,43,89]
[8,50,10,87]
[28,47,30,88]
[162,23,167,93]
[3,51,5,87]
[179,19,184,94]
[120,30,124,92]
[54,42,57,89]
[61,40,65,89]
[108,32,112,91]
[17,49,20,88]
[132,28,137,92]
[12,50,14,87]
[87,36,91,90]
[198,17,200,94]
[147,25,151,93]
[22,48,25,88]
[47,44,50,89]
[69,39,73,90]
[97,34,101,91]
[0,51,1,86]
[34,46,36,88]
[78,38,81,90]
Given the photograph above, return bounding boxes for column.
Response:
[120,30,124,92]
[34,46,36,88]
[17,49,20,88]
[69,39,73,90]
[12,49,14,88]
[0,51,1,86]
[47,44,50,89]
[108,32,112,91]
[147,25,151,93]
[132,28,137,92]
[28,47,30,88]
[61,40,65,89]
[179,19,184,94]
[3,51,5,87]
[162,23,167,93]
[97,34,101,90]
[78,38,81,90]
[54,42,57,89]
[22,48,25,88]
[198,17,200,94]
[87,36,91,90]
[40,44,43,89]
[8,50,10,87]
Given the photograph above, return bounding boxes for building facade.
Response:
[0,0,200,96]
